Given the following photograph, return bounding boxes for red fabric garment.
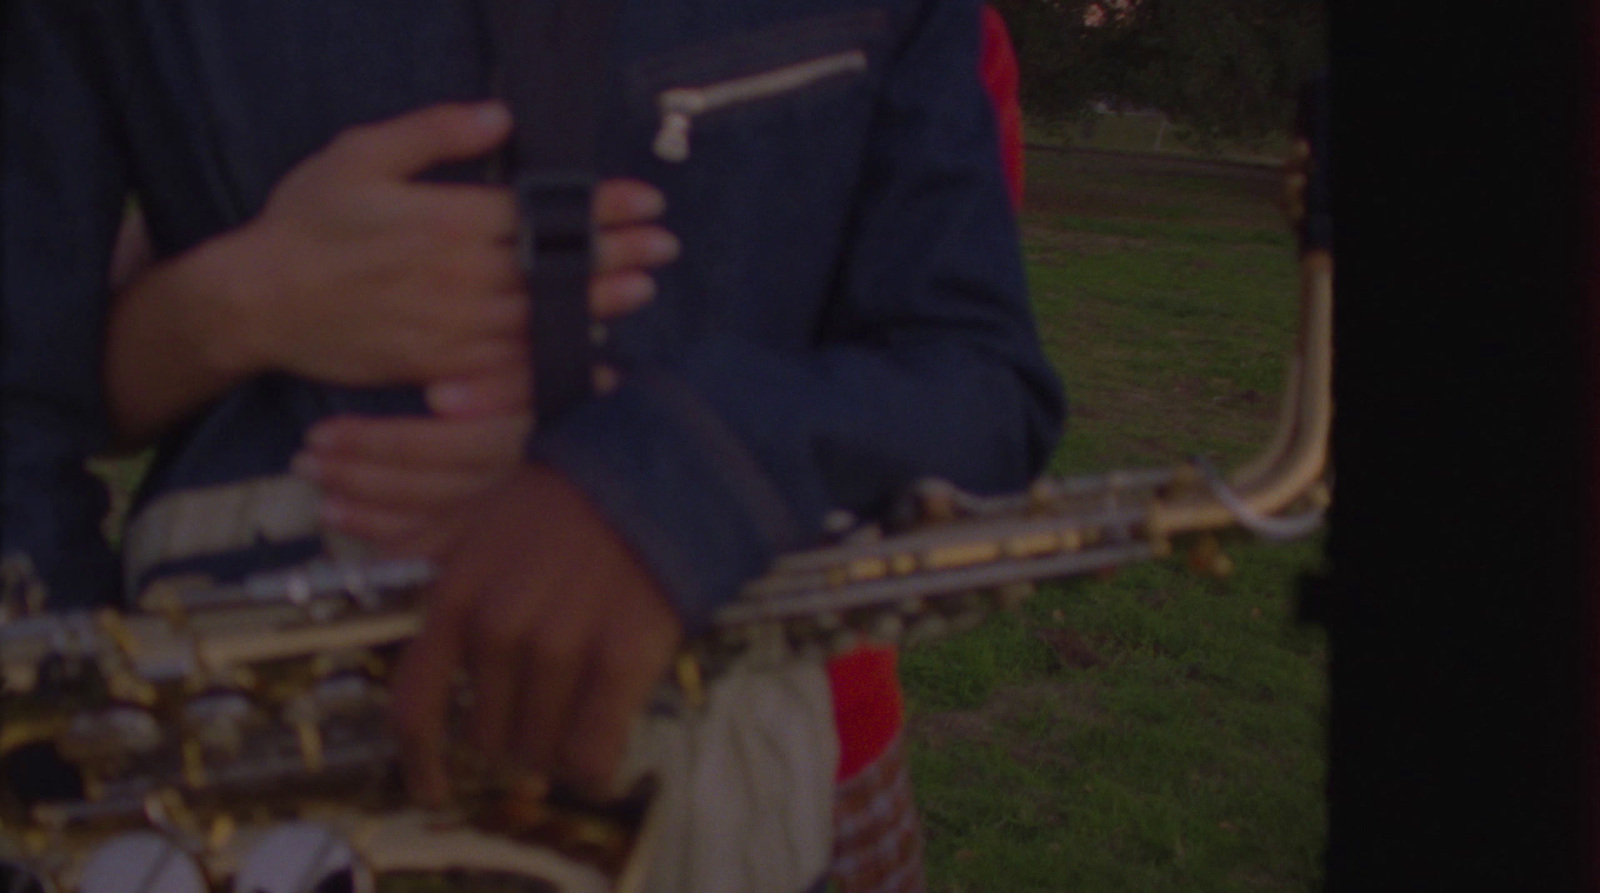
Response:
[980,5,1025,209]
[827,4,1026,784]
[828,646,905,779]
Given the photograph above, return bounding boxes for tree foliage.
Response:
[991,0,1326,143]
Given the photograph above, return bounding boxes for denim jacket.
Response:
[1,0,1064,627]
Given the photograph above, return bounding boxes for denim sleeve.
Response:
[532,0,1065,633]
[1,0,127,607]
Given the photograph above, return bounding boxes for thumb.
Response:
[334,101,513,181]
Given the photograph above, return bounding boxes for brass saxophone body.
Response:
[0,564,656,893]
[0,139,1331,893]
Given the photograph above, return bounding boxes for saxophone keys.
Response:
[845,557,888,582]
[1026,478,1060,511]
[103,671,160,710]
[1187,535,1234,577]
[180,741,208,790]
[77,772,105,806]
[912,479,961,524]
[924,542,1001,571]
[889,553,918,576]
[1005,532,1060,559]
[59,705,164,764]
[673,654,706,711]
[92,610,141,662]
[294,721,325,774]
[142,789,203,843]
[181,691,264,759]
[205,814,236,855]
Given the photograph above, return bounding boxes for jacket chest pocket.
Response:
[626,10,888,165]
[652,48,869,162]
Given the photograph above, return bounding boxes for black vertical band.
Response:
[516,171,599,429]
[477,0,624,430]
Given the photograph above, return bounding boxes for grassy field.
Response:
[1025,112,1293,165]
[902,146,1328,892]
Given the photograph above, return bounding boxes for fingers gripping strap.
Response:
[517,172,600,429]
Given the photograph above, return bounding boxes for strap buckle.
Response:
[515,171,595,273]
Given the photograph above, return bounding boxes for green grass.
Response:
[904,145,1327,892]
[1026,113,1293,165]
[87,455,149,545]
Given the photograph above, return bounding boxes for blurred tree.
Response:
[991,0,1326,145]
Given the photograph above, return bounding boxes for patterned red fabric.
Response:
[825,5,1026,789]
[829,733,927,893]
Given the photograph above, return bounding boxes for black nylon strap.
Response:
[478,0,624,426]
[516,172,597,422]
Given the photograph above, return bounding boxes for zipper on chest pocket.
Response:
[652,49,869,163]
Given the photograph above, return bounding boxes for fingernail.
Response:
[474,101,512,132]
[647,231,681,263]
[305,424,338,450]
[628,187,667,218]
[426,381,477,415]
[612,274,655,311]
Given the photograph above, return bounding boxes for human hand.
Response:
[109,206,154,293]
[289,174,676,557]
[293,378,530,557]
[388,464,683,803]
[214,101,677,387]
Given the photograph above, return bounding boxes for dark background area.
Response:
[1320,2,1595,890]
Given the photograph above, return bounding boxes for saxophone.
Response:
[0,138,1331,893]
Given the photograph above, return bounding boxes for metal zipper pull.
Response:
[652,49,869,163]
[652,101,703,163]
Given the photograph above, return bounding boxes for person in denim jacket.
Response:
[3,1,1063,888]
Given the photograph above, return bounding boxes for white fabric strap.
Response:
[122,474,323,595]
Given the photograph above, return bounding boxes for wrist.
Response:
[192,223,279,381]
